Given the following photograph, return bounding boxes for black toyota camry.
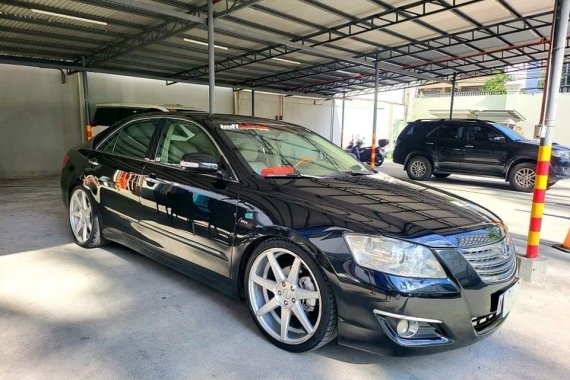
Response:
[61,112,519,355]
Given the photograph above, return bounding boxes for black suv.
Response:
[393,119,570,192]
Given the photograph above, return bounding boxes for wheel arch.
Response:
[404,151,435,170]
[505,157,536,177]
[235,229,327,299]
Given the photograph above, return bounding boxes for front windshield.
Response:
[218,122,369,177]
[492,123,528,141]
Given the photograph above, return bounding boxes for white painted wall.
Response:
[0,64,82,178]
[410,92,570,146]
[235,90,406,148]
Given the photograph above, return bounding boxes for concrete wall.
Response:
[235,90,406,148]
[0,64,82,178]
[0,64,405,178]
[87,73,234,115]
[410,91,570,146]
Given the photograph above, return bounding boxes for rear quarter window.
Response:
[92,107,120,126]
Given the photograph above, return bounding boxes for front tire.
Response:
[508,163,536,192]
[245,239,337,352]
[406,156,433,180]
[68,186,106,248]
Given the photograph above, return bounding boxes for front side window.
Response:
[98,119,159,159]
[467,126,504,143]
[219,122,369,177]
[157,121,221,166]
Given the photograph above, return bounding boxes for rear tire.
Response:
[433,173,450,178]
[245,239,337,352]
[406,156,433,181]
[508,163,536,192]
[68,186,106,248]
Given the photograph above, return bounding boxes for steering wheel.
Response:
[294,156,316,169]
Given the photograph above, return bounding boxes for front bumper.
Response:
[550,156,570,180]
[329,272,517,356]
[316,234,518,356]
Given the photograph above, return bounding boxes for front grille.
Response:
[460,239,516,283]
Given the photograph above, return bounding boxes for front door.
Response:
[86,118,163,238]
[462,125,509,174]
[138,119,240,279]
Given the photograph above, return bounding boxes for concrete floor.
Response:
[1,167,569,380]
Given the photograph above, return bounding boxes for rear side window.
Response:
[434,124,464,140]
[92,107,155,126]
[92,107,120,126]
[98,119,160,159]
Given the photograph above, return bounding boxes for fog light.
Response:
[396,319,419,338]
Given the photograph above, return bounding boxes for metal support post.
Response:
[526,0,570,259]
[207,0,215,114]
[251,90,255,116]
[340,93,346,147]
[330,99,335,141]
[80,56,91,141]
[370,57,379,168]
[449,72,457,119]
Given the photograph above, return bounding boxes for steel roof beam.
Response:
[293,40,566,94]
[237,10,553,90]
[171,0,478,82]
[0,55,330,98]
[84,0,261,66]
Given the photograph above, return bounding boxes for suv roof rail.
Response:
[413,118,488,123]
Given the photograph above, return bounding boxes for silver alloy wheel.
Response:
[248,248,322,344]
[410,160,427,177]
[69,189,93,243]
[514,167,535,188]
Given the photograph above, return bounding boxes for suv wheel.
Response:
[406,156,433,180]
[508,163,536,192]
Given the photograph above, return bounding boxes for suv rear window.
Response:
[92,107,157,126]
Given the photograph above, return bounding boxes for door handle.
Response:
[88,158,99,166]
[425,142,434,145]
[452,148,462,151]
[464,145,474,148]
[146,173,158,185]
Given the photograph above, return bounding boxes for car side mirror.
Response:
[180,153,219,172]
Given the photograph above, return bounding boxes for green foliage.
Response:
[481,73,508,93]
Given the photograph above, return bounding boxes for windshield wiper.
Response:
[333,170,373,177]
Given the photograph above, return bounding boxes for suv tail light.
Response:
[62,153,70,169]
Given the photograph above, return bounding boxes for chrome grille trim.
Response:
[458,238,516,284]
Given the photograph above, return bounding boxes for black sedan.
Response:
[61,112,518,355]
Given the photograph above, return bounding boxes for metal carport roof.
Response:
[0,0,564,97]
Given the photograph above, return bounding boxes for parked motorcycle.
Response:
[346,139,390,167]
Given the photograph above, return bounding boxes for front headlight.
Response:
[344,234,447,278]
[552,150,570,159]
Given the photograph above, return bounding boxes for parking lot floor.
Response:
[1,170,569,380]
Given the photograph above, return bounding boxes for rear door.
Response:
[138,118,240,279]
[87,117,163,238]
[462,125,509,174]
[430,122,467,171]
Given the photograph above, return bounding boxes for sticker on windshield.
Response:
[220,123,239,130]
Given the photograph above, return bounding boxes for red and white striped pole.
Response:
[526,0,570,258]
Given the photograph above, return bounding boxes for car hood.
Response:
[515,139,570,152]
[250,172,505,249]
